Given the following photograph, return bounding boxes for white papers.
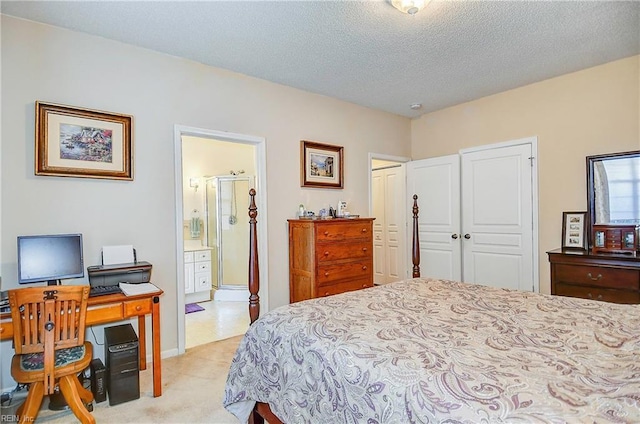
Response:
[102,245,135,265]
[119,282,160,296]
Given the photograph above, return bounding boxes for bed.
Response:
[224,191,640,423]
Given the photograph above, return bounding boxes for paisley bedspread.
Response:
[223,278,640,423]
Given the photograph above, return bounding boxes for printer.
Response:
[88,261,153,287]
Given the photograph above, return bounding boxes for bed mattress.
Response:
[224,278,640,423]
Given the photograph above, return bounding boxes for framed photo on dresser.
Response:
[562,211,587,250]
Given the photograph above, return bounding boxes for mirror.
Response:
[587,150,640,247]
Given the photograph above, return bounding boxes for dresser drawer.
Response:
[317,260,372,285]
[554,283,640,304]
[318,278,373,297]
[553,264,639,290]
[316,241,371,262]
[316,222,372,242]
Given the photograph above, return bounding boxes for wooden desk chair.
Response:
[8,285,95,424]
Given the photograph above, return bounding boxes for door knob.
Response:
[451,234,459,239]
[464,234,471,239]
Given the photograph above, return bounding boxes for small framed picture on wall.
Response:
[562,211,587,250]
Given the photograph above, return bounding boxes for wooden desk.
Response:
[0,289,164,397]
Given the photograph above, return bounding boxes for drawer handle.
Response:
[361,228,367,233]
[362,247,367,252]
[135,305,142,311]
[587,293,604,300]
[362,266,367,270]
[362,284,367,288]
[324,292,329,296]
[324,272,329,277]
[324,231,329,236]
[324,251,329,256]
[587,273,603,281]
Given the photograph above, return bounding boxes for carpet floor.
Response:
[33,335,244,423]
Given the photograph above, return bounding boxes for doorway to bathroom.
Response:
[174,126,268,354]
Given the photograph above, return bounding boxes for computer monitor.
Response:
[17,233,84,286]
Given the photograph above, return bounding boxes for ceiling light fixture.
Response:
[410,103,423,110]
[391,0,427,16]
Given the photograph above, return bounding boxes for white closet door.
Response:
[372,169,386,283]
[407,155,461,281]
[461,144,534,291]
[372,166,407,283]
[383,166,406,282]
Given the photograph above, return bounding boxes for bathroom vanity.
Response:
[184,245,214,303]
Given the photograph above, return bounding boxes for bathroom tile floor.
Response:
[185,300,249,349]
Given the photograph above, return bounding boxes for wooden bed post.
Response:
[412,194,420,278]
[248,188,260,325]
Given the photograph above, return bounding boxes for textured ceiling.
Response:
[2,1,639,118]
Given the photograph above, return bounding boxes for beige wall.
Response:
[181,137,256,220]
[411,55,640,294]
[0,15,411,389]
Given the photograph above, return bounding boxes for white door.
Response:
[372,165,407,283]
[372,169,385,283]
[406,140,536,291]
[461,144,533,291]
[407,155,461,281]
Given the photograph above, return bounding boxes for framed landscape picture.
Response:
[562,211,587,250]
[35,101,133,180]
[300,140,344,189]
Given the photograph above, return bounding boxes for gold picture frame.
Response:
[300,140,344,189]
[35,101,133,180]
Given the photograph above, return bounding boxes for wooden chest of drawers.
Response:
[547,248,640,304]
[288,218,374,303]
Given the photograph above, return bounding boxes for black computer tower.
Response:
[90,358,107,403]
[104,323,140,406]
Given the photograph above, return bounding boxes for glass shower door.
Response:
[205,176,253,290]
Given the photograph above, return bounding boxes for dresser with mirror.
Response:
[548,150,640,304]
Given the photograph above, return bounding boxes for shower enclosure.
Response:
[204,175,253,290]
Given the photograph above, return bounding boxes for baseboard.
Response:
[186,291,210,304]
[158,347,179,360]
[213,289,249,302]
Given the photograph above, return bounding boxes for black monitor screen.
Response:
[17,234,84,285]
